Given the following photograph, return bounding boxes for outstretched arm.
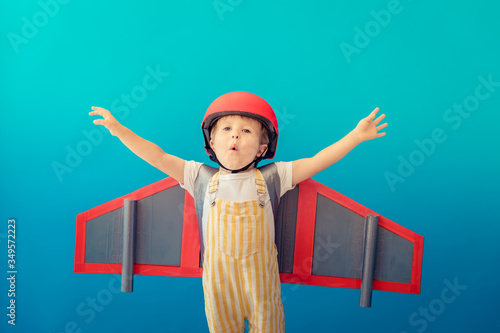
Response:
[89,106,185,183]
[292,107,387,185]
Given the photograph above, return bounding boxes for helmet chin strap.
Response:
[220,157,259,173]
[210,147,268,174]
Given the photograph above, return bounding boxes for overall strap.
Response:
[194,164,218,264]
[254,169,267,208]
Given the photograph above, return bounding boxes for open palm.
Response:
[355,107,388,142]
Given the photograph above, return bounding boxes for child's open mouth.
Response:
[230,144,238,151]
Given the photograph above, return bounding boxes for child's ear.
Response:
[257,144,268,157]
[210,140,215,151]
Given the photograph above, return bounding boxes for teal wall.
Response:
[1,0,499,332]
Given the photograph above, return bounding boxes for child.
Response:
[89,91,387,333]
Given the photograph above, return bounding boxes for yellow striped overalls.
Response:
[202,169,285,333]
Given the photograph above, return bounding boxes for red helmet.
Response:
[201,91,279,160]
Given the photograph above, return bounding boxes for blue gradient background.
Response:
[1,0,499,332]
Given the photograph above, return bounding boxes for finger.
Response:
[374,113,386,125]
[90,106,100,113]
[89,107,103,116]
[89,111,106,118]
[368,107,380,120]
[376,122,388,131]
[93,119,104,125]
[89,107,108,117]
[377,132,386,138]
[90,106,108,114]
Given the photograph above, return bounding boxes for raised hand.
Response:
[354,107,388,142]
[89,106,123,136]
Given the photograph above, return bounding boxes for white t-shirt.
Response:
[180,161,295,249]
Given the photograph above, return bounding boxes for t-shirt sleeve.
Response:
[178,160,203,197]
[275,161,296,197]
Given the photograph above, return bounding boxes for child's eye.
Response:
[223,127,230,131]
[243,129,251,133]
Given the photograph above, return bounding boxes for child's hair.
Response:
[210,115,269,145]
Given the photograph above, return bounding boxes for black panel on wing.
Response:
[85,185,185,266]
[275,186,299,273]
[135,185,185,266]
[373,227,413,284]
[312,193,365,279]
[312,193,414,284]
[85,207,124,264]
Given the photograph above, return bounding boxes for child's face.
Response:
[210,115,267,173]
